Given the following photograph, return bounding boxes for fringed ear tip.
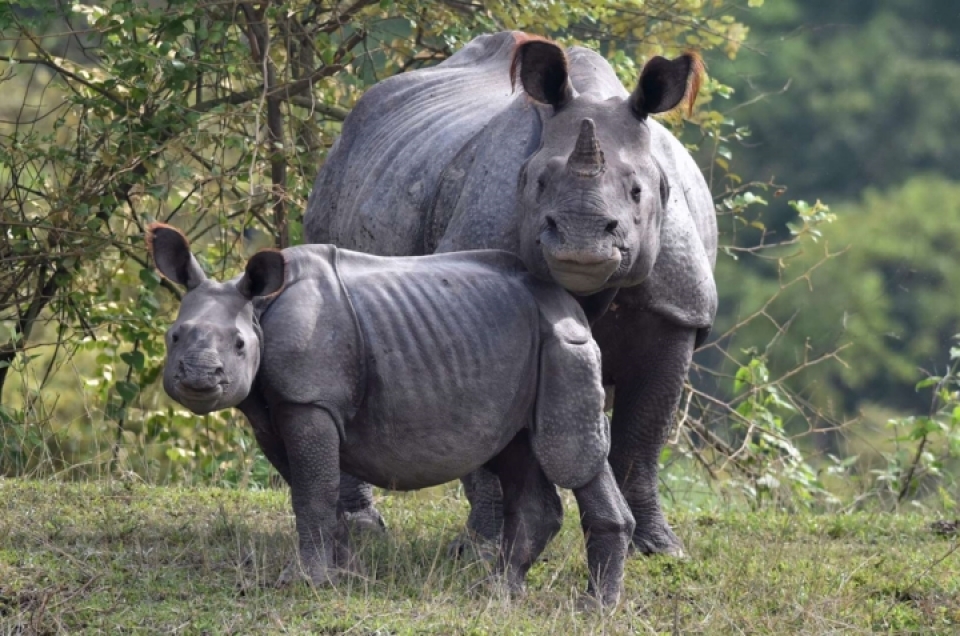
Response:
[145,222,159,241]
[145,221,177,237]
[683,49,704,64]
[682,50,705,118]
[145,222,192,259]
[509,51,521,92]
[145,222,165,255]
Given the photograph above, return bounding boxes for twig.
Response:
[111,339,141,471]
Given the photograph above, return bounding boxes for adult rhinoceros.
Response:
[304,31,717,557]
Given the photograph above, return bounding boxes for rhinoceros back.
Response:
[306,32,718,332]
[305,32,522,256]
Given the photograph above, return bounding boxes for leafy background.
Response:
[2,0,959,513]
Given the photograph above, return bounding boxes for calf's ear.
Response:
[146,223,207,290]
[237,249,286,300]
[511,37,574,109]
[629,51,704,118]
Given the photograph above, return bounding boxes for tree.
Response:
[2,0,769,480]
[710,0,960,239]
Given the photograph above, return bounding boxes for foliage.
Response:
[714,176,960,418]
[868,336,960,511]
[1,0,772,486]
[710,0,960,237]
[3,479,960,633]
[3,0,948,517]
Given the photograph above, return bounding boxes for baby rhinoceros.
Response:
[147,222,634,606]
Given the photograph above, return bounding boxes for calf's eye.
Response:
[536,176,547,200]
[236,338,245,351]
[630,185,642,203]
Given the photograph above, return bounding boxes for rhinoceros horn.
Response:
[567,118,605,178]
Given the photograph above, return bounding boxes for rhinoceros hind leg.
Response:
[447,467,503,562]
[338,472,387,536]
[488,431,563,596]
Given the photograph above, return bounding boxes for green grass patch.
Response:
[1,479,958,634]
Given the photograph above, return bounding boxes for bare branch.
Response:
[0,55,127,111]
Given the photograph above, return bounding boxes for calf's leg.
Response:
[573,462,635,606]
[448,467,503,559]
[338,472,386,533]
[238,389,291,484]
[273,403,348,587]
[487,431,563,596]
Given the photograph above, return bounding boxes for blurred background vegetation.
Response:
[2,0,959,513]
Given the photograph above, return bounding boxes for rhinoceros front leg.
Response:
[487,431,563,596]
[238,389,291,485]
[573,462,635,606]
[602,312,695,557]
[273,403,351,587]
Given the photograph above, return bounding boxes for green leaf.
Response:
[116,380,140,403]
[120,350,145,372]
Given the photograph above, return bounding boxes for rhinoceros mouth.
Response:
[544,251,622,294]
[543,249,623,295]
[173,383,225,414]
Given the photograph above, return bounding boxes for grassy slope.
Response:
[1,480,958,635]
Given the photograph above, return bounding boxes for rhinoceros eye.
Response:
[536,175,547,200]
[171,332,179,345]
[236,337,245,352]
[630,184,642,203]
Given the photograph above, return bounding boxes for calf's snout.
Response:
[176,349,226,392]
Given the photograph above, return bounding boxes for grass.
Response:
[1,479,958,634]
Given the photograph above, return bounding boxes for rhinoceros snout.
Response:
[176,351,226,393]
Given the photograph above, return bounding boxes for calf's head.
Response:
[147,223,285,414]
[512,37,703,294]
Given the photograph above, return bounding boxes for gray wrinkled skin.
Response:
[304,32,717,556]
[148,223,634,606]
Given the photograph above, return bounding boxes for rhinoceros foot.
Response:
[276,555,339,588]
[630,517,686,558]
[275,528,366,588]
[446,530,499,565]
[340,507,386,537]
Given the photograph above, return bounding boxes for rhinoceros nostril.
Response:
[545,216,558,231]
[604,220,619,234]
[214,365,225,379]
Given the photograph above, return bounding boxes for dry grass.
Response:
[1,479,958,634]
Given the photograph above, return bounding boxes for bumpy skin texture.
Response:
[527,280,609,490]
[151,227,631,605]
[304,32,717,556]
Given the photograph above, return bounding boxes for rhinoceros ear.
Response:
[629,51,704,118]
[146,223,207,290]
[237,249,286,300]
[510,37,574,109]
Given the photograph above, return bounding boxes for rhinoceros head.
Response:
[511,38,703,295]
[147,223,285,414]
